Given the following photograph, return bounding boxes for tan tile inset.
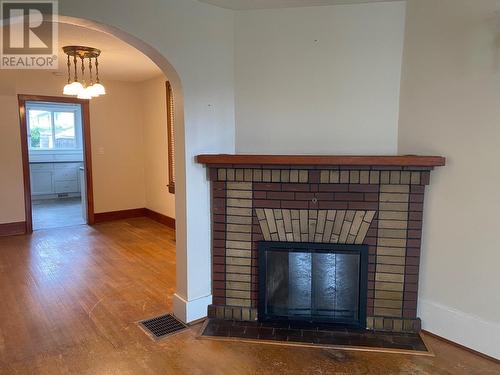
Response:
[380,185,410,193]
[227,189,252,199]
[227,198,252,208]
[376,264,405,274]
[375,290,403,300]
[235,169,244,181]
[378,202,409,212]
[226,215,252,225]
[272,170,280,182]
[262,169,271,182]
[375,273,405,283]
[227,182,252,191]
[375,281,404,292]
[379,193,409,203]
[226,223,252,233]
[226,273,251,282]
[401,171,411,184]
[320,171,329,183]
[374,299,403,309]
[226,265,251,274]
[380,171,390,184]
[290,170,299,183]
[378,238,407,248]
[226,232,252,242]
[281,170,290,183]
[389,171,400,184]
[376,247,406,257]
[376,256,406,266]
[218,168,226,181]
[226,240,251,250]
[411,172,421,185]
[244,169,253,182]
[299,170,308,183]
[253,169,262,182]
[378,219,407,229]
[226,249,252,258]
[374,307,402,318]
[360,170,370,184]
[226,298,251,307]
[226,257,251,266]
[369,171,380,184]
[330,170,340,183]
[226,281,251,291]
[340,170,349,184]
[378,229,407,239]
[350,170,360,184]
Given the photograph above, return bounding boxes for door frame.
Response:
[18,94,95,233]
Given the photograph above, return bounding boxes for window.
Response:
[166,81,175,194]
[26,102,82,151]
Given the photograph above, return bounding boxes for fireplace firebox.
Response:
[259,242,368,327]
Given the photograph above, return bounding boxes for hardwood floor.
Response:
[0,218,497,374]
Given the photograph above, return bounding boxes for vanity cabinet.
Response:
[30,162,83,198]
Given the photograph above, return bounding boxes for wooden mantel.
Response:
[196,154,446,167]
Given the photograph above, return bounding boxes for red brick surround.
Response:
[199,156,444,332]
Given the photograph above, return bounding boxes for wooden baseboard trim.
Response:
[0,221,27,236]
[145,209,175,229]
[94,208,148,223]
[93,208,175,230]
[422,330,499,364]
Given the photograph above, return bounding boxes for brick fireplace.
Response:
[197,155,445,333]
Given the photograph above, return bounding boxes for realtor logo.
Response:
[1,0,58,69]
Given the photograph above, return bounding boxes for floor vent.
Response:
[138,313,188,340]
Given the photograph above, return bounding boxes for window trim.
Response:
[166,81,175,194]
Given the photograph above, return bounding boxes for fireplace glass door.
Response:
[259,242,368,327]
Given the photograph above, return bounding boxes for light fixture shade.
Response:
[86,84,100,97]
[63,81,83,95]
[77,86,93,99]
[91,83,106,96]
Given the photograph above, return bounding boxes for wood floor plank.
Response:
[0,217,497,374]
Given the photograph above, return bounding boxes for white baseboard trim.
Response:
[172,293,212,324]
[419,298,500,360]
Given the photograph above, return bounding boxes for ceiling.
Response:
[54,23,163,82]
[198,0,401,10]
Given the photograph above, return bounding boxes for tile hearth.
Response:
[200,319,430,354]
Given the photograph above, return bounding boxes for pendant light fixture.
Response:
[62,46,106,99]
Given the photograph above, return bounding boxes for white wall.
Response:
[58,0,236,322]
[0,71,147,221]
[139,76,176,219]
[399,0,500,359]
[234,1,405,154]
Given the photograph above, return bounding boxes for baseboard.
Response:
[173,293,212,324]
[419,298,500,360]
[94,208,148,223]
[145,208,175,229]
[93,208,175,229]
[0,221,27,236]
[422,330,499,364]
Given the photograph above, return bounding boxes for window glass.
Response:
[54,112,76,149]
[27,104,80,150]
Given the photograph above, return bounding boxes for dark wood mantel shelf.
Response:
[196,154,446,167]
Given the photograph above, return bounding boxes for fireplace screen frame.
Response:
[258,241,368,328]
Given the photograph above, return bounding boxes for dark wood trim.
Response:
[94,208,148,223]
[17,94,94,232]
[18,98,32,234]
[145,208,175,229]
[422,330,500,364]
[166,81,175,194]
[93,207,175,230]
[0,221,27,237]
[196,154,446,167]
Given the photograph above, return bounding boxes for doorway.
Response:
[18,95,94,233]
